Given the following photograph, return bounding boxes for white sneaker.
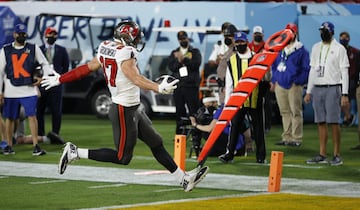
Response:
[58,142,79,174]
[181,166,209,192]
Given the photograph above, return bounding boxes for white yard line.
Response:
[136,156,325,169]
[1,160,360,199]
[29,180,67,184]
[88,183,127,189]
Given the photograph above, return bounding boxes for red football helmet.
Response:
[114,20,144,51]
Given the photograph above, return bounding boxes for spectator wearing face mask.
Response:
[338,31,360,128]
[248,26,265,54]
[337,32,360,150]
[220,31,269,164]
[202,23,237,103]
[249,25,273,134]
[304,21,349,166]
[190,96,219,157]
[191,96,252,158]
[213,23,238,104]
[38,27,69,141]
[271,23,310,147]
[208,22,237,67]
[168,30,202,134]
[0,23,56,155]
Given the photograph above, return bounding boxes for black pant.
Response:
[173,86,200,134]
[37,87,63,136]
[227,100,266,161]
[264,90,273,131]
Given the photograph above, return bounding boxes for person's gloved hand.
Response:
[158,77,179,94]
[41,72,60,90]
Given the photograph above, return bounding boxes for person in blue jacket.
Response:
[271,23,310,147]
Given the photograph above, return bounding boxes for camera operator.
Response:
[190,96,218,157]
[191,97,253,158]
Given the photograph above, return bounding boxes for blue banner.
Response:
[0,6,21,48]
[1,1,360,69]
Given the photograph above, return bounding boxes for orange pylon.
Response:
[268,151,284,192]
[174,135,186,170]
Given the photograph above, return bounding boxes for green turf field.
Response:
[0,114,359,209]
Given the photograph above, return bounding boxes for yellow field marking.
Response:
[115,193,360,210]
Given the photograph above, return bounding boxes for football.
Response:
[155,75,177,84]
[32,65,43,83]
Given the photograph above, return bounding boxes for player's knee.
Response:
[118,155,132,165]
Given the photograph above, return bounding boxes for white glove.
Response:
[41,72,61,90]
[158,78,179,94]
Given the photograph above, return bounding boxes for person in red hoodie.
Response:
[248,26,265,54]
[249,25,273,133]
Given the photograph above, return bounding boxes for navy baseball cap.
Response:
[319,21,334,33]
[15,23,27,34]
[234,31,247,42]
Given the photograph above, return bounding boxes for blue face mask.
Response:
[340,39,349,47]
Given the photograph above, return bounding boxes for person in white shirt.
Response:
[0,23,54,156]
[208,22,237,67]
[304,21,350,166]
[210,23,238,104]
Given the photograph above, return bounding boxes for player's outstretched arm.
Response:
[121,58,178,94]
[41,57,100,90]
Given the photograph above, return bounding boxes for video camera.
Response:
[194,106,213,126]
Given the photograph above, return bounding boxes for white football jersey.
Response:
[96,41,140,107]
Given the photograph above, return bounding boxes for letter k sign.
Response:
[12,54,31,78]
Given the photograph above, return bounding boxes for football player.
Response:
[41,20,209,192]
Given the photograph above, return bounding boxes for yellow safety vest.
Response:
[228,54,259,108]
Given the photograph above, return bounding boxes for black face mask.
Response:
[180,41,189,48]
[320,30,332,42]
[254,35,263,42]
[236,43,247,54]
[46,37,57,45]
[224,37,232,46]
[16,36,26,45]
[339,39,349,47]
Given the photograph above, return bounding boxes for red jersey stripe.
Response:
[117,105,126,160]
